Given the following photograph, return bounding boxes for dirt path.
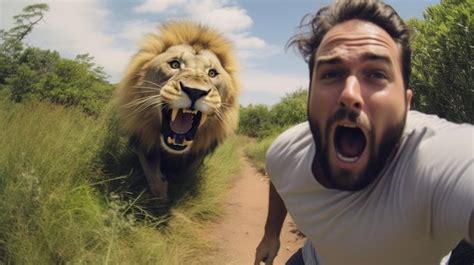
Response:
[206,155,304,265]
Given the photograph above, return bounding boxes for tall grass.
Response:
[244,134,279,173]
[0,95,241,264]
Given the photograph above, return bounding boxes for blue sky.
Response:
[1,0,439,106]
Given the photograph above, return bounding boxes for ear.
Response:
[406,89,413,111]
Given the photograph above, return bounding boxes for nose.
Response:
[180,82,210,109]
[339,75,363,112]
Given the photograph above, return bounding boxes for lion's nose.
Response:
[181,82,210,108]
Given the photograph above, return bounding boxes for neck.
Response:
[311,154,333,189]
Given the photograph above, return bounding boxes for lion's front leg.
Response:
[136,150,168,200]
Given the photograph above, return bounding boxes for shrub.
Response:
[408,0,473,123]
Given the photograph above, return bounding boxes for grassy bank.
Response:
[243,134,279,173]
[0,96,241,264]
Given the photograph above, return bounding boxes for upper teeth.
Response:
[170,108,208,127]
[183,109,198,114]
[341,123,357,128]
[171,109,178,122]
[171,108,199,122]
[199,114,207,127]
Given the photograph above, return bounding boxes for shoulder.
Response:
[389,112,473,241]
[267,122,312,160]
[398,111,473,187]
[266,122,313,174]
[403,111,473,157]
[405,110,473,136]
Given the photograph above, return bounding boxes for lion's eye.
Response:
[168,60,181,69]
[208,69,219,78]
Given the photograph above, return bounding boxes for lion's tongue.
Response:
[170,109,193,134]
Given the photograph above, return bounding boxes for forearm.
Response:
[264,182,287,237]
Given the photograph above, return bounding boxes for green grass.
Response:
[0,95,241,264]
[244,134,279,173]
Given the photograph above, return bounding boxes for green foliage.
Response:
[0,4,114,115]
[9,3,49,42]
[239,88,308,139]
[271,88,308,127]
[244,135,279,172]
[408,0,473,123]
[0,97,241,264]
[0,3,48,84]
[238,104,274,138]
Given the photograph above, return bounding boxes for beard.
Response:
[309,107,407,191]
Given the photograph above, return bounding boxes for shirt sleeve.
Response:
[423,125,474,241]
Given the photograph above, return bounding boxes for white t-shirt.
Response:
[267,111,473,265]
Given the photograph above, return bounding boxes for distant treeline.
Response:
[239,89,308,138]
[0,4,114,115]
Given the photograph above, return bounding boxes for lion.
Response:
[115,21,240,200]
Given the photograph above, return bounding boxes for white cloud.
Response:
[2,0,134,82]
[190,4,252,33]
[229,33,265,50]
[131,0,274,63]
[117,19,158,45]
[241,69,308,95]
[239,70,308,106]
[133,0,187,13]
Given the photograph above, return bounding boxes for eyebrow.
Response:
[315,52,393,69]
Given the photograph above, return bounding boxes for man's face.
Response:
[309,19,412,191]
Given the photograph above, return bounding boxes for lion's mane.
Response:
[115,21,239,157]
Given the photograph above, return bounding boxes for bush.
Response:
[239,88,308,139]
[1,5,114,116]
[408,0,473,123]
[271,88,308,127]
[4,49,114,115]
[238,104,275,138]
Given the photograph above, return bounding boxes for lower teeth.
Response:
[337,152,358,162]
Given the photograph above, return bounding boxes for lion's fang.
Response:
[171,109,178,122]
[199,114,208,127]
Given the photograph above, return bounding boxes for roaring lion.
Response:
[115,21,240,200]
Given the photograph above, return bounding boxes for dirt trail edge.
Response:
[206,154,304,265]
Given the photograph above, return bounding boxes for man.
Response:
[254,0,473,264]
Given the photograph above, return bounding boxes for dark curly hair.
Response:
[288,0,411,89]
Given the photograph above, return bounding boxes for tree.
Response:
[0,3,114,115]
[408,0,473,123]
[271,88,308,127]
[0,3,49,85]
[238,88,309,138]
[9,3,49,42]
[239,104,274,138]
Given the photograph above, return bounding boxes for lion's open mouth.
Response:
[161,108,208,151]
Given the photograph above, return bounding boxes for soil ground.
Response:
[206,155,304,265]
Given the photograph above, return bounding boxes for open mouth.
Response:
[334,124,367,163]
[161,108,208,152]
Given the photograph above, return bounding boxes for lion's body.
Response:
[115,21,239,199]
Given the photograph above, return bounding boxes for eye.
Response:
[168,60,181,69]
[320,71,342,80]
[208,69,219,78]
[368,71,387,80]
